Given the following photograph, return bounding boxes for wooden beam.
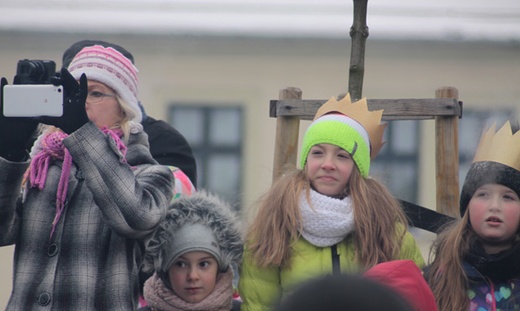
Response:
[435,87,460,217]
[270,98,462,120]
[272,87,302,182]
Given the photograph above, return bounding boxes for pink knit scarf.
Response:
[25,128,127,239]
[143,270,234,311]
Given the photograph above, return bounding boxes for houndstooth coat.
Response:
[0,122,174,310]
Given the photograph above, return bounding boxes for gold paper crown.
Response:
[473,121,520,171]
[314,93,386,158]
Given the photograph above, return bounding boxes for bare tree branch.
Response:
[348,0,369,101]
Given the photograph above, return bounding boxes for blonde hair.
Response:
[114,94,138,143]
[246,165,408,269]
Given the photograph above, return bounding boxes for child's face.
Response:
[305,143,355,197]
[168,251,219,303]
[469,183,520,254]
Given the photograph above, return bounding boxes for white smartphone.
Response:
[2,84,63,117]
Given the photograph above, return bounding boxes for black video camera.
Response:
[16,59,57,84]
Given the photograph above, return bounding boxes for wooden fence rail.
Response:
[270,86,463,227]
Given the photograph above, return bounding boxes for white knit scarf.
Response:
[299,189,355,247]
[143,270,234,311]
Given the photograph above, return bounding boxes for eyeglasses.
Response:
[86,91,117,103]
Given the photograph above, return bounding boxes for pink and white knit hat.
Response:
[68,45,142,123]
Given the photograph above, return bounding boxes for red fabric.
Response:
[364,260,438,311]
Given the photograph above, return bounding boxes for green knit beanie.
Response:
[300,114,371,177]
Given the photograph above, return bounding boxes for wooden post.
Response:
[272,87,302,182]
[435,86,460,217]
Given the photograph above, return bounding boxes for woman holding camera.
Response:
[0,45,174,310]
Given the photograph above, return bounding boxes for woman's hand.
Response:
[0,77,38,161]
[36,68,89,134]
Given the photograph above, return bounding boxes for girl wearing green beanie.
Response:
[239,94,424,311]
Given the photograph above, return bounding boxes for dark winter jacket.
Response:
[462,243,520,310]
[142,116,197,186]
[0,122,174,310]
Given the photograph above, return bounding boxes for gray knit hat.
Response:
[163,222,222,271]
[143,191,243,288]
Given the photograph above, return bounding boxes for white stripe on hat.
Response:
[310,114,371,148]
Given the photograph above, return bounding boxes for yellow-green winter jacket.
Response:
[238,231,424,311]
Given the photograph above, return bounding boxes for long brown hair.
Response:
[426,213,474,311]
[246,166,408,269]
[246,170,306,267]
[349,168,408,268]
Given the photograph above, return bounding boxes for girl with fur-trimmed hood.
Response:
[139,191,243,311]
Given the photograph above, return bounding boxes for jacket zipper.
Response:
[331,244,340,275]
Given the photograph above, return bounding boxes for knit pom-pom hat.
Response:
[67,45,142,123]
[300,113,371,177]
[143,191,243,289]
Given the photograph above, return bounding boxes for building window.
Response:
[371,120,419,203]
[169,104,243,209]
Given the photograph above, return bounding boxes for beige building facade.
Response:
[0,31,519,306]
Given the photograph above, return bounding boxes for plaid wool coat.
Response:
[0,122,174,310]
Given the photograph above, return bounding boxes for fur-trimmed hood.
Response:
[142,190,243,283]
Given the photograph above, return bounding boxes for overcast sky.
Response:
[0,0,519,41]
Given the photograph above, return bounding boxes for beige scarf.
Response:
[143,270,234,311]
